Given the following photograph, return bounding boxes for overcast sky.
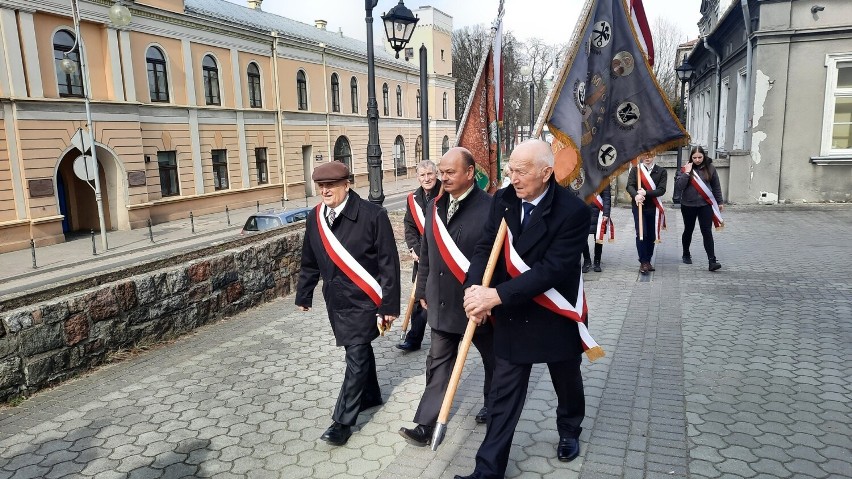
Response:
[224,0,717,45]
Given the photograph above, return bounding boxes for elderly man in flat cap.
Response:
[296,161,401,446]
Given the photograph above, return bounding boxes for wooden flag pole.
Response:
[398,279,418,340]
[637,163,644,241]
[431,219,508,451]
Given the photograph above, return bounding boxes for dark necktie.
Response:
[327,208,336,226]
[521,202,535,231]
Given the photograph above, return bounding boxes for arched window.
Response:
[146,46,169,102]
[415,135,423,162]
[443,92,448,119]
[247,62,262,108]
[350,77,359,113]
[442,135,450,154]
[333,136,354,181]
[394,135,406,176]
[396,85,402,116]
[297,70,308,110]
[202,55,220,105]
[331,73,340,113]
[416,89,421,118]
[382,83,389,116]
[54,30,83,97]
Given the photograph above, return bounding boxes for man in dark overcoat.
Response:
[397,147,495,446]
[296,161,400,446]
[398,160,442,351]
[458,139,591,479]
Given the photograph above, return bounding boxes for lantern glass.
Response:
[60,56,78,75]
[108,3,132,27]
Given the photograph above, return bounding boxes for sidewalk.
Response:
[0,204,849,478]
[0,178,420,300]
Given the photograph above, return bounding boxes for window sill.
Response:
[810,155,852,165]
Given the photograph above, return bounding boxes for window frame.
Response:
[297,70,308,111]
[443,92,448,119]
[333,136,355,181]
[396,85,403,117]
[211,149,229,190]
[157,150,180,197]
[247,62,262,108]
[331,73,340,113]
[53,29,84,98]
[382,83,389,116]
[255,147,269,184]
[202,54,221,106]
[442,135,450,155]
[394,135,406,176]
[416,89,421,118]
[146,45,170,103]
[820,53,852,156]
[350,76,359,114]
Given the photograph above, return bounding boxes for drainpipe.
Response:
[702,36,722,155]
[271,31,287,200]
[741,0,753,149]
[320,43,331,170]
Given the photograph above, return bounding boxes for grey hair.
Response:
[519,139,554,168]
[416,160,437,174]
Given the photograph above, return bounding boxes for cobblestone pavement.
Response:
[0,205,850,479]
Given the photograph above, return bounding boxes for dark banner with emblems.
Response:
[544,0,688,202]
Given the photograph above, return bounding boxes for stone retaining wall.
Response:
[0,226,305,403]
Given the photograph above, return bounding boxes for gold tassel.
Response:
[608,238,615,244]
[585,346,605,361]
[596,239,604,245]
[655,239,662,244]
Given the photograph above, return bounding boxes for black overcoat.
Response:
[296,191,401,346]
[415,187,493,335]
[588,185,612,235]
[403,179,442,255]
[464,178,590,364]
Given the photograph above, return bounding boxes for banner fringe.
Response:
[585,346,605,361]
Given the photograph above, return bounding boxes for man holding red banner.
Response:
[459,139,592,478]
[399,160,442,352]
[295,161,400,447]
[398,147,495,447]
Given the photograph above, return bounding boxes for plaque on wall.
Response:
[127,171,147,187]
[28,179,54,198]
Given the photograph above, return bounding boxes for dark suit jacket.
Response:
[464,178,590,364]
[626,164,667,207]
[403,179,442,255]
[416,187,493,335]
[296,190,401,346]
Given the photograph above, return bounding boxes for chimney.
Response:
[315,19,327,30]
[247,0,262,9]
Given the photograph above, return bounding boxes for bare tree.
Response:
[452,25,490,126]
[651,17,686,105]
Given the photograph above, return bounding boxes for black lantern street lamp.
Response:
[673,57,695,205]
[363,1,417,205]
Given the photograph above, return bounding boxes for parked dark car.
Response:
[240,207,312,234]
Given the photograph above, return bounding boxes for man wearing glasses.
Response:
[296,161,400,446]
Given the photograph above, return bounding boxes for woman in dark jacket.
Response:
[582,185,611,273]
[674,145,724,271]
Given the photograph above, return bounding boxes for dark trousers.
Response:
[404,302,427,346]
[582,239,603,263]
[332,343,382,426]
[681,205,716,260]
[632,206,657,263]
[474,355,584,479]
[413,326,495,426]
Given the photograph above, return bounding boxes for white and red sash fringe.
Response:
[408,193,425,235]
[431,198,470,284]
[591,195,615,244]
[639,165,667,243]
[503,228,605,361]
[684,168,725,229]
[315,205,382,306]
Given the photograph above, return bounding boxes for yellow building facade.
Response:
[0,0,456,253]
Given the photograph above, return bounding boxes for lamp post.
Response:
[60,0,131,250]
[520,65,535,141]
[419,44,429,163]
[364,0,417,205]
[673,57,695,205]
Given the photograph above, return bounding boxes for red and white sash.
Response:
[639,164,667,243]
[685,168,724,229]
[432,198,470,283]
[407,193,425,235]
[314,204,382,306]
[502,228,604,361]
[591,195,615,244]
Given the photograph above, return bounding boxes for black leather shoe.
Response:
[682,255,692,264]
[593,261,602,272]
[396,340,421,352]
[557,436,580,462]
[582,261,592,273]
[398,424,433,447]
[359,396,383,412]
[320,422,351,446]
[709,260,721,271]
[474,407,488,424]
[454,473,482,479]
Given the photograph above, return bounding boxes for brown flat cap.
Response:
[312,161,350,183]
